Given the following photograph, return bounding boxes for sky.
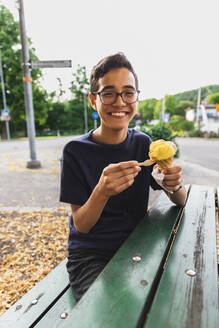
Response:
[1,0,219,101]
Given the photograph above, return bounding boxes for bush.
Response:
[168,115,194,132]
[145,123,180,158]
[172,130,187,137]
[188,128,203,137]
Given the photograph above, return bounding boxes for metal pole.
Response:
[18,0,41,168]
[0,47,10,140]
[196,87,201,125]
[83,92,88,133]
[161,96,165,123]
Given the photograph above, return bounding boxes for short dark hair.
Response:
[90,52,139,93]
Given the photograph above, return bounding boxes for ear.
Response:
[89,93,97,110]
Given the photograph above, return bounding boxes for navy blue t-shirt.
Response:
[60,129,162,251]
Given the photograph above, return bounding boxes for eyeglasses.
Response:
[92,89,140,105]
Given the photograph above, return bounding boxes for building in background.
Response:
[185,103,219,134]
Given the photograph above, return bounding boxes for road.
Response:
[0,135,218,209]
[176,137,219,172]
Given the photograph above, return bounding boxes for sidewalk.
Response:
[0,139,219,210]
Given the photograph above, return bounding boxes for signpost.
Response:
[30,60,72,69]
[92,111,99,129]
[17,0,71,168]
[0,109,10,121]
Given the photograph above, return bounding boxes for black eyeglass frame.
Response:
[92,89,140,105]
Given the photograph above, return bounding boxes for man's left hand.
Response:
[162,166,182,192]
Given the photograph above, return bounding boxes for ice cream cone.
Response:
[156,157,173,171]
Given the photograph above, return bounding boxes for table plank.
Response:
[0,259,71,328]
[56,190,186,328]
[145,185,219,328]
[34,287,76,328]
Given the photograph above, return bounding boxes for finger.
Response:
[109,170,139,188]
[163,178,182,188]
[163,166,182,175]
[112,176,136,194]
[112,166,141,179]
[104,163,140,179]
[106,161,139,173]
[163,173,182,181]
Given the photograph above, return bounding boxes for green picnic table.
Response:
[0,184,218,328]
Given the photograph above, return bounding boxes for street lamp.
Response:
[0,45,10,140]
[161,95,165,123]
[17,0,41,168]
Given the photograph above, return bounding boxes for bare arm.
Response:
[162,166,187,207]
[71,161,141,233]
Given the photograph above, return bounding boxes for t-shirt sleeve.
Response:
[59,144,89,205]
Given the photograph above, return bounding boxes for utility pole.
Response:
[161,95,165,123]
[83,92,88,134]
[0,46,10,140]
[195,87,201,125]
[17,0,41,168]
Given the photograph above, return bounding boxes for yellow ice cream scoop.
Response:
[149,139,176,161]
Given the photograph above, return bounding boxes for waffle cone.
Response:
[156,157,173,171]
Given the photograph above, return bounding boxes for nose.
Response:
[113,94,125,106]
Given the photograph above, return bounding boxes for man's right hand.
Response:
[96,160,141,199]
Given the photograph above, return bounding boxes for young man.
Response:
[60,52,187,301]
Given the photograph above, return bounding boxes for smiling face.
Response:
[89,68,139,138]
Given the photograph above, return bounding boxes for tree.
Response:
[154,99,162,119]
[208,93,219,104]
[0,5,51,137]
[69,64,89,102]
[165,95,177,116]
[174,85,219,104]
[175,100,193,117]
[69,64,97,131]
[138,98,158,123]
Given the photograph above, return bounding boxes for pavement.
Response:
[1,137,219,211]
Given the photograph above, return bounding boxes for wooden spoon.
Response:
[138,159,155,167]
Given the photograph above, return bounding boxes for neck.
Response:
[92,126,128,144]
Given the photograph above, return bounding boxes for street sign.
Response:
[1,108,10,121]
[30,60,72,69]
[92,112,99,120]
[1,109,9,115]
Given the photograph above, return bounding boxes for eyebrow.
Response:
[100,85,136,92]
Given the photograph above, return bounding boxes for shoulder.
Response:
[128,129,152,144]
[63,131,93,154]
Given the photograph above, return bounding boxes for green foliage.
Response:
[188,127,203,137]
[174,85,219,104]
[168,115,194,132]
[165,95,177,116]
[154,99,161,119]
[138,98,158,123]
[147,123,173,141]
[208,93,219,104]
[146,123,179,158]
[69,65,89,103]
[175,100,193,117]
[0,5,51,137]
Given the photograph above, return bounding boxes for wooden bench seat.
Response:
[0,259,76,328]
[0,184,218,328]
